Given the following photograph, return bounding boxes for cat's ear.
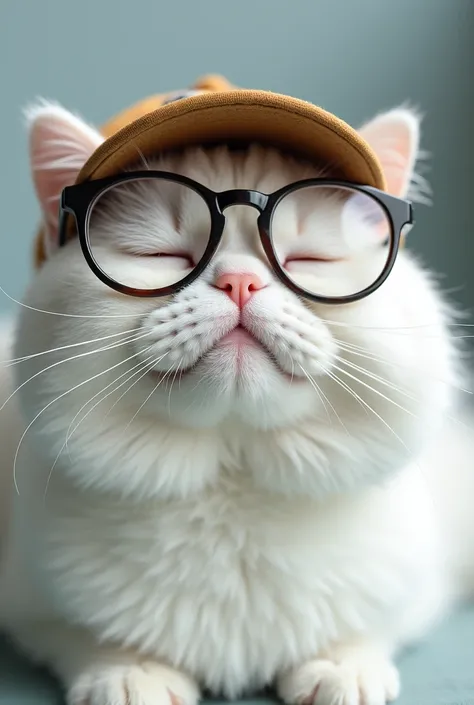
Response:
[26,101,103,255]
[358,108,421,198]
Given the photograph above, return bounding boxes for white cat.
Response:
[0,101,473,705]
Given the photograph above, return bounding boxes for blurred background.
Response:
[1,0,473,352]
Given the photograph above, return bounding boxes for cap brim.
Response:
[76,90,386,189]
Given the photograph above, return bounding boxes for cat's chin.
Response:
[141,334,318,430]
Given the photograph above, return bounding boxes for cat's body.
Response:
[0,401,469,697]
[0,103,473,705]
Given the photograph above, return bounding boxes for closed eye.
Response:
[284,255,343,265]
[143,253,195,267]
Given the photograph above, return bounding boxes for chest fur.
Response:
[28,477,436,695]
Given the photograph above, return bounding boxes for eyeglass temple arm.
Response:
[58,188,75,248]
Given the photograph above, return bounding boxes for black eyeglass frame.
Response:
[59,171,413,306]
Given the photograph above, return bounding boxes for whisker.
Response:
[321,316,474,332]
[134,145,151,170]
[13,344,155,495]
[167,359,183,416]
[333,338,473,395]
[99,353,170,428]
[324,368,369,416]
[297,363,331,424]
[287,350,295,384]
[0,285,140,319]
[44,350,161,498]
[5,327,143,366]
[180,374,212,416]
[335,351,470,432]
[331,361,417,419]
[334,354,416,402]
[298,363,353,435]
[65,348,157,447]
[124,363,177,431]
[1,329,151,411]
[325,368,410,453]
[320,318,474,340]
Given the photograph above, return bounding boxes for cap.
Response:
[79,74,385,187]
[34,74,386,267]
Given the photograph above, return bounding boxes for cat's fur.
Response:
[0,101,473,705]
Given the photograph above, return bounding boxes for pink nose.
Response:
[215,272,265,308]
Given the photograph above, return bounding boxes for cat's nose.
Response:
[215,272,265,308]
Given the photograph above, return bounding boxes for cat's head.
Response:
[13,100,457,500]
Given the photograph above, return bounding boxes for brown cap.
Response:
[34,74,386,267]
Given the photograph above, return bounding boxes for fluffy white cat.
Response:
[0,101,473,705]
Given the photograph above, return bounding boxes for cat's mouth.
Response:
[219,325,309,382]
[151,325,301,383]
[218,325,263,349]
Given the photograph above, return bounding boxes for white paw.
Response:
[277,652,400,705]
[67,661,199,705]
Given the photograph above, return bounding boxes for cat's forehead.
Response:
[146,146,322,193]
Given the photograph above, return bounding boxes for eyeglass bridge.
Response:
[216,189,269,213]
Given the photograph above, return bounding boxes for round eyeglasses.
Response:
[59,171,413,305]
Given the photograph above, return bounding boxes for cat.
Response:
[0,99,473,705]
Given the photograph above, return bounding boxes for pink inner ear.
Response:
[29,109,102,254]
[378,132,412,197]
[359,113,418,199]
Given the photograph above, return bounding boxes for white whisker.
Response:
[13,344,156,496]
[124,363,177,431]
[334,354,415,401]
[1,330,151,411]
[134,145,151,170]
[321,315,474,336]
[334,338,473,396]
[335,352,469,432]
[65,349,157,447]
[298,363,353,435]
[325,368,410,453]
[324,368,369,416]
[0,285,140,319]
[180,373,213,417]
[43,350,160,499]
[5,327,142,366]
[167,360,183,416]
[297,364,331,424]
[99,354,170,428]
[331,361,417,419]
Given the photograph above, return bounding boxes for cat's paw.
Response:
[277,650,400,705]
[67,661,199,705]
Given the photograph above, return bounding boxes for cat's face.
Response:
[82,147,358,429]
[13,104,457,500]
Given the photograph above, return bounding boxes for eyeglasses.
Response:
[59,171,413,305]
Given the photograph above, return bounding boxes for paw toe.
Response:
[277,656,400,705]
[67,662,199,705]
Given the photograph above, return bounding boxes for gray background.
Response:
[1,0,473,331]
[1,3,474,703]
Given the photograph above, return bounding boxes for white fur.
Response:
[26,100,103,254]
[0,104,473,705]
